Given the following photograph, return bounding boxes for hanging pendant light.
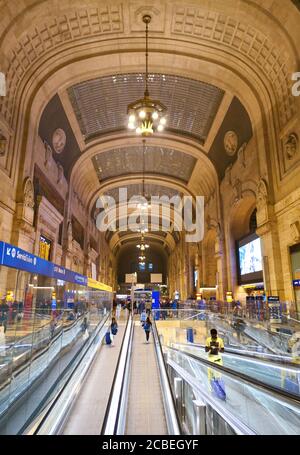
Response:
[127,15,167,136]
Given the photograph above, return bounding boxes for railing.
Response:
[24,311,111,435]
[165,346,300,435]
[0,307,108,434]
[152,321,181,435]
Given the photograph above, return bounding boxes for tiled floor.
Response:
[125,322,167,435]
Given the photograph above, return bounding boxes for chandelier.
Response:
[127,15,167,136]
[136,234,149,251]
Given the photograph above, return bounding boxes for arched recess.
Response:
[226,188,257,298]
[116,242,168,287]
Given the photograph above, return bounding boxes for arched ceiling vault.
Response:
[69,134,219,212]
[1,0,298,251]
[21,46,283,208]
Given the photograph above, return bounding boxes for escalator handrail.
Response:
[23,311,111,434]
[168,346,300,407]
[101,315,133,435]
[167,357,256,435]
[152,320,182,435]
[173,341,295,367]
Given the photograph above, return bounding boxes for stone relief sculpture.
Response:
[23,177,35,208]
[256,178,268,210]
[44,140,52,167]
[57,162,64,183]
[225,164,232,185]
[284,133,298,160]
[232,178,243,205]
[237,142,247,167]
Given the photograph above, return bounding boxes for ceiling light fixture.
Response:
[127,15,167,136]
[136,234,149,250]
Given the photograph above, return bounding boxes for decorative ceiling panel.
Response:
[97,183,182,206]
[92,146,196,183]
[68,73,224,141]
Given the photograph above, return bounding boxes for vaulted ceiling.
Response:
[68,73,225,142]
[14,0,296,255]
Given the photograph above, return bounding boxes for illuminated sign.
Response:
[39,235,52,261]
[87,277,112,292]
[0,241,87,286]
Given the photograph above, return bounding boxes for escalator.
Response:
[101,317,181,435]
[22,313,300,435]
[163,345,300,434]
[171,342,300,397]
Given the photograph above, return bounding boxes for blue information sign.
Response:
[0,241,88,286]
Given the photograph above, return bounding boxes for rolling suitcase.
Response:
[105,331,112,345]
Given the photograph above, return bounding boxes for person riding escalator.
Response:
[205,328,226,400]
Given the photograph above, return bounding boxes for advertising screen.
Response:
[239,237,262,275]
[237,234,263,284]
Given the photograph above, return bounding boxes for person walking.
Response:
[143,316,152,343]
[205,328,226,400]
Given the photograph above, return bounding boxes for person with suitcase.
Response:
[111,317,118,336]
[143,316,152,343]
[205,328,226,400]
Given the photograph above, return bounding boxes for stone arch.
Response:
[0,9,291,214]
[226,188,257,296]
[0,0,298,129]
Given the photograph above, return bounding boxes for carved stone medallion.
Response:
[224,131,238,156]
[52,128,66,154]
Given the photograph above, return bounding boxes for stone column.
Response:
[256,179,284,298]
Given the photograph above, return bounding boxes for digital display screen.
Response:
[237,234,263,284]
[239,237,262,275]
